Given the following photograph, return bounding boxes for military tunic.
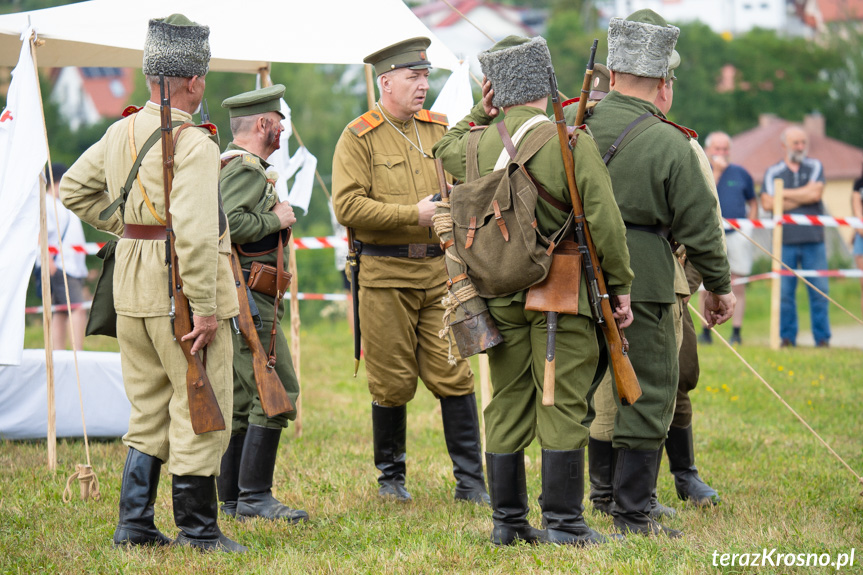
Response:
[61,102,238,476]
[582,90,730,451]
[220,143,299,432]
[332,103,473,406]
[433,103,633,452]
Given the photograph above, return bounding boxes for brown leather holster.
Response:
[524,240,582,315]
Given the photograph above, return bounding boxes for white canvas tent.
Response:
[0,0,461,72]
[0,0,464,441]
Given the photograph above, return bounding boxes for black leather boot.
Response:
[666,425,720,506]
[372,403,411,501]
[588,438,614,516]
[236,424,309,522]
[486,452,540,545]
[612,448,682,538]
[216,433,245,517]
[649,443,676,519]
[440,393,490,505]
[172,475,247,553]
[540,449,609,546]
[112,448,172,547]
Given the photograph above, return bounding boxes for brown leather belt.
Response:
[123,223,167,241]
[356,242,443,259]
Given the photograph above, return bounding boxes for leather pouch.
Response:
[246,261,292,298]
[524,240,582,314]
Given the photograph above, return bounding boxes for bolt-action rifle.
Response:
[547,55,642,406]
[229,246,295,417]
[159,73,226,434]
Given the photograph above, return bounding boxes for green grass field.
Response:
[3,278,862,574]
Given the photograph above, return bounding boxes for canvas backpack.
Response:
[447,119,573,299]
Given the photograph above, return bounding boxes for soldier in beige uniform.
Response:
[332,38,489,505]
[60,15,244,553]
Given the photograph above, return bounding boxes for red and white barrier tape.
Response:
[724,216,863,230]
[47,236,349,256]
[729,268,863,286]
[24,293,346,315]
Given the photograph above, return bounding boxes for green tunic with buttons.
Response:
[220,142,298,431]
[433,102,633,452]
[578,90,731,451]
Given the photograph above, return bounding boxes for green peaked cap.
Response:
[221,84,286,119]
[364,37,432,76]
[626,8,669,26]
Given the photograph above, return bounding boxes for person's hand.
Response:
[182,313,218,355]
[273,201,296,230]
[417,195,436,227]
[703,292,736,328]
[612,293,633,329]
[710,154,729,171]
[481,76,499,119]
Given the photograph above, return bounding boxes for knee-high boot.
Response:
[372,403,411,501]
[486,451,540,545]
[540,449,609,546]
[172,475,247,553]
[587,437,614,516]
[216,433,244,517]
[612,448,682,538]
[440,393,490,505]
[113,448,172,546]
[666,425,720,506]
[236,424,309,522]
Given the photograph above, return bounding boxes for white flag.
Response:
[0,29,48,366]
[267,98,294,202]
[431,61,474,128]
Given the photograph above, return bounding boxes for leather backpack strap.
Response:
[267,231,284,368]
[502,121,569,214]
[465,125,487,183]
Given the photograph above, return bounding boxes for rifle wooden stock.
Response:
[159,74,226,435]
[230,248,295,418]
[548,66,642,406]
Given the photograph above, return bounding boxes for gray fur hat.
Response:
[143,14,210,78]
[478,36,552,109]
[607,9,679,79]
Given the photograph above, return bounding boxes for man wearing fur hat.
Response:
[332,37,489,506]
[434,35,633,546]
[61,15,245,552]
[216,85,308,524]
[582,51,723,524]
[576,9,734,537]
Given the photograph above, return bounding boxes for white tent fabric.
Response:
[0,0,460,72]
[0,29,48,366]
[0,350,128,439]
[431,60,474,128]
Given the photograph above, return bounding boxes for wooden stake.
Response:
[364,64,375,111]
[770,178,785,350]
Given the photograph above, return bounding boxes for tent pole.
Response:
[364,64,375,111]
[259,66,303,437]
[30,35,56,472]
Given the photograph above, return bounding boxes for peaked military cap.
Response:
[364,37,432,76]
[607,9,679,79]
[143,14,210,78]
[590,63,610,101]
[221,84,286,119]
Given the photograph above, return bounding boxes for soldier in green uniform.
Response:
[216,85,308,523]
[60,15,245,552]
[433,36,634,546]
[332,38,489,505]
[584,54,722,521]
[575,9,735,537]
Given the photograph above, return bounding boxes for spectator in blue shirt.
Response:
[698,132,757,345]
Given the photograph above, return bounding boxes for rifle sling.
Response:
[602,112,658,165]
[99,120,184,222]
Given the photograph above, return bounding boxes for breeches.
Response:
[231,291,299,433]
[484,302,597,453]
[117,315,233,476]
[588,301,678,451]
[359,284,474,406]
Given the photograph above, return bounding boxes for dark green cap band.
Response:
[364,36,432,76]
[221,84,285,119]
